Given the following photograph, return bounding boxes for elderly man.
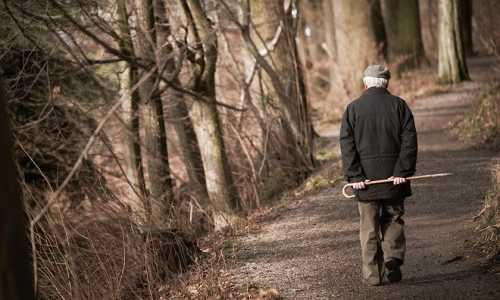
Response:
[340,65,418,286]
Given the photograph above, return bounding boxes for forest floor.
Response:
[228,56,500,299]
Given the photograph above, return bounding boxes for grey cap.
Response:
[363,64,391,79]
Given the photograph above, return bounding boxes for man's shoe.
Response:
[364,277,382,286]
[384,259,402,283]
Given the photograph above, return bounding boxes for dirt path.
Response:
[229,57,500,299]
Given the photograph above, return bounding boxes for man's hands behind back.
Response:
[389,176,407,185]
[352,180,370,190]
[352,176,407,190]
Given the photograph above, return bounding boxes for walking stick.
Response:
[341,173,453,199]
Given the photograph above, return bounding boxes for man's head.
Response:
[362,64,391,89]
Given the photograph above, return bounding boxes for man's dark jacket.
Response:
[340,87,418,201]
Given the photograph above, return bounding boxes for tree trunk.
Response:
[181,0,241,228]
[0,81,35,300]
[438,0,469,83]
[323,0,337,91]
[134,0,174,228]
[323,0,337,61]
[153,0,208,202]
[116,0,149,220]
[165,89,208,199]
[383,0,427,70]
[189,96,240,225]
[459,0,474,56]
[298,0,328,66]
[334,0,387,95]
[297,0,336,107]
[249,0,315,179]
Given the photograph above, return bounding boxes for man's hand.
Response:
[352,180,370,190]
[389,176,407,185]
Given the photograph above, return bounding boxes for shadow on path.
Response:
[230,56,500,299]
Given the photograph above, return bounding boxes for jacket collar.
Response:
[363,87,390,96]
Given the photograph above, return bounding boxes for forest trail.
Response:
[229,56,500,299]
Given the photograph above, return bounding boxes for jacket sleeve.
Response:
[340,107,366,182]
[393,102,418,177]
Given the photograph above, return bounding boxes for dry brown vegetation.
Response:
[475,164,500,243]
[455,84,500,147]
[456,84,500,251]
[452,5,500,249]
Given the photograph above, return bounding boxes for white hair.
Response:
[363,76,388,88]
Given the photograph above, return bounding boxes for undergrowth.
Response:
[474,163,500,247]
[454,83,500,148]
[455,83,500,250]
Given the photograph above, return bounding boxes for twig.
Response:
[16,138,54,192]
[12,0,245,112]
[229,123,261,208]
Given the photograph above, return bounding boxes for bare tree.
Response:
[180,0,241,228]
[153,0,208,202]
[383,0,427,70]
[116,0,149,219]
[459,0,474,56]
[438,0,469,83]
[0,81,35,300]
[334,0,387,95]
[297,0,337,99]
[249,0,315,175]
[297,0,329,65]
[134,0,174,227]
[323,0,337,62]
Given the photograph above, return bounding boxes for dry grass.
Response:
[28,195,201,300]
[293,160,343,199]
[454,83,500,148]
[474,163,500,244]
[453,84,500,250]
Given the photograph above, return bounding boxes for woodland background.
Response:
[0,0,499,299]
